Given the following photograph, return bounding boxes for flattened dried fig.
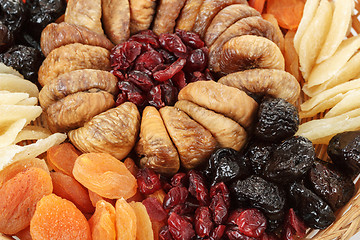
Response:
[65,0,104,35]
[136,106,180,176]
[102,0,130,44]
[219,35,285,74]
[175,100,247,151]
[159,106,217,169]
[40,22,114,56]
[46,90,115,133]
[38,43,110,86]
[69,102,140,160]
[129,0,157,34]
[204,4,260,46]
[152,0,187,35]
[192,0,248,38]
[178,81,258,129]
[176,0,204,31]
[208,16,280,72]
[218,69,299,103]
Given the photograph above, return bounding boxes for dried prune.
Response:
[243,140,275,176]
[254,98,299,142]
[288,181,335,229]
[263,136,315,184]
[327,130,360,178]
[0,22,13,52]
[0,45,43,82]
[0,0,27,37]
[307,160,355,211]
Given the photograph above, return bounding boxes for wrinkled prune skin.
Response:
[230,176,286,227]
[255,98,299,142]
[0,45,43,82]
[243,140,275,176]
[307,160,355,211]
[0,0,27,38]
[263,136,315,184]
[288,181,335,229]
[204,148,252,186]
[0,22,14,52]
[328,130,360,179]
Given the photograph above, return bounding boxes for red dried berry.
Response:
[142,197,167,222]
[163,186,189,210]
[137,168,162,195]
[158,49,177,64]
[171,172,188,188]
[227,209,245,226]
[160,225,174,240]
[184,48,207,73]
[153,58,186,82]
[110,41,142,71]
[171,70,187,90]
[118,81,146,107]
[209,193,228,225]
[135,50,164,72]
[129,32,160,49]
[175,29,205,49]
[195,207,214,238]
[147,85,165,109]
[168,212,196,240]
[210,225,226,240]
[160,82,178,106]
[126,70,154,92]
[282,208,307,240]
[159,33,187,58]
[188,170,209,206]
[226,226,258,240]
[188,71,207,82]
[210,182,230,208]
[236,209,267,238]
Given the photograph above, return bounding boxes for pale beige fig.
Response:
[102,0,130,44]
[178,81,258,129]
[152,0,187,35]
[136,106,180,176]
[209,16,280,72]
[219,35,285,74]
[39,69,118,109]
[45,90,115,133]
[69,102,140,160]
[218,69,300,104]
[38,43,111,87]
[40,22,114,56]
[175,100,247,151]
[159,106,217,169]
[176,0,204,31]
[129,0,157,34]
[192,0,248,38]
[65,0,104,35]
[204,4,260,46]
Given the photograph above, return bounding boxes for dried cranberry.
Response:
[159,33,187,58]
[137,168,162,195]
[148,85,165,109]
[153,58,186,82]
[204,69,215,81]
[168,212,196,240]
[210,182,230,208]
[210,225,226,240]
[171,173,188,188]
[115,92,127,106]
[227,209,245,226]
[188,71,207,82]
[261,233,279,240]
[195,207,214,238]
[175,29,205,49]
[135,50,164,72]
[160,81,178,106]
[110,41,142,71]
[118,81,146,107]
[184,48,208,72]
[142,197,167,222]
[209,193,228,225]
[236,209,267,238]
[163,186,189,210]
[282,208,307,240]
[226,226,258,240]
[160,225,174,240]
[188,170,209,206]
[111,70,125,81]
[168,203,195,216]
[127,71,154,92]
[158,49,177,64]
[171,70,187,90]
[129,32,160,49]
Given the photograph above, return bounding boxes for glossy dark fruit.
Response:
[168,212,196,240]
[254,98,299,142]
[327,130,360,178]
[230,176,286,225]
[307,160,355,211]
[204,148,252,186]
[0,22,13,52]
[0,45,43,82]
[194,206,214,237]
[263,136,315,184]
[288,181,335,229]
[188,170,209,206]
[136,168,162,195]
[243,140,275,176]
[0,0,27,37]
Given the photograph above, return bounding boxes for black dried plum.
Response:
[204,148,252,186]
[243,140,275,176]
[288,181,335,229]
[255,98,299,142]
[307,160,355,211]
[0,22,14,53]
[0,45,43,82]
[263,136,315,184]
[0,0,27,37]
[328,130,360,178]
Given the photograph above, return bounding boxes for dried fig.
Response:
[204,4,260,46]
[192,0,248,38]
[175,100,247,151]
[159,106,217,169]
[69,102,140,160]
[65,0,104,35]
[129,0,157,34]
[219,35,285,74]
[136,106,180,176]
[218,69,299,103]
[40,22,114,57]
[178,81,258,129]
[176,0,204,31]
[152,0,187,35]
[102,0,130,44]
[38,43,111,86]
[208,16,280,72]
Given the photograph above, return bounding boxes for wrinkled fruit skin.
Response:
[282,208,307,240]
[194,206,214,237]
[188,170,209,206]
[243,140,275,176]
[236,209,267,238]
[168,212,195,240]
[0,0,27,38]
[137,168,162,195]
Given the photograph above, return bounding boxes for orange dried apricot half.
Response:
[129,201,154,240]
[88,200,116,240]
[115,198,137,240]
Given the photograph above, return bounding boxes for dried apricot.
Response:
[88,200,116,240]
[47,142,82,177]
[73,153,137,199]
[115,198,137,240]
[30,194,92,240]
[51,171,95,214]
[88,189,116,207]
[129,201,154,240]
[0,167,53,235]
